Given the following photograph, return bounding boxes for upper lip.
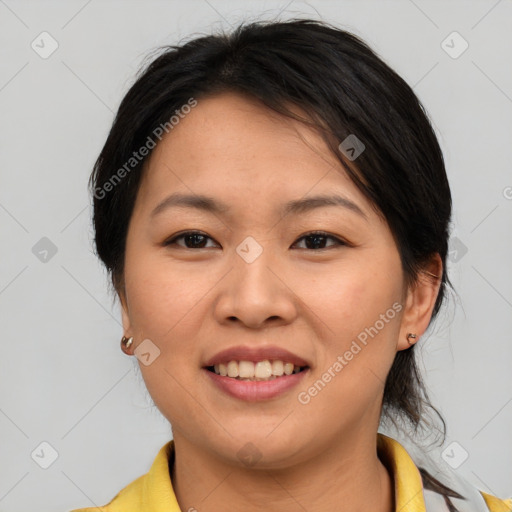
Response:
[203,345,311,368]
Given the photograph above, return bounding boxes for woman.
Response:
[71,18,511,512]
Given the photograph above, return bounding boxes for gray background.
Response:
[0,1,511,510]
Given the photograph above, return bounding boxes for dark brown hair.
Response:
[89,18,463,507]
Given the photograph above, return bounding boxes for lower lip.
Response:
[203,368,309,401]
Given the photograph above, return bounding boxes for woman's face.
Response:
[120,91,427,467]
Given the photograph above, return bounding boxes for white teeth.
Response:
[227,361,239,378]
[239,361,255,378]
[284,362,294,375]
[210,360,305,380]
[255,360,272,379]
[271,360,284,376]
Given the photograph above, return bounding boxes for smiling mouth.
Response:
[205,360,309,381]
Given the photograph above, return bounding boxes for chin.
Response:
[207,431,308,470]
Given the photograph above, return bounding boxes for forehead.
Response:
[135,91,373,220]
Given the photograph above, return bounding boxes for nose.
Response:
[213,247,298,330]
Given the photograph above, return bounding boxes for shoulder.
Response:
[69,473,146,512]
[480,491,512,512]
[377,433,511,512]
[69,441,177,512]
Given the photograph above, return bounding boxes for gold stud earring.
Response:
[121,336,134,355]
[406,333,417,345]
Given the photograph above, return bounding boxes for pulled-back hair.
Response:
[89,18,463,508]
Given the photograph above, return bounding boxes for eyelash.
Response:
[163,230,348,250]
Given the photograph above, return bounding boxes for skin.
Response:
[119,91,442,512]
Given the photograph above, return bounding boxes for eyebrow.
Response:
[150,192,367,221]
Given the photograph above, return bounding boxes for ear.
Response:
[118,287,133,337]
[397,253,443,351]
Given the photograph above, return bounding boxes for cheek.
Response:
[302,262,398,332]
[123,250,213,391]
[298,260,402,381]
[124,258,206,426]
[296,271,401,421]
[124,248,211,339]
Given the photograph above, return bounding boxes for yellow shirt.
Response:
[70,433,511,512]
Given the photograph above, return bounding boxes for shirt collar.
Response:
[138,433,426,512]
[377,433,427,512]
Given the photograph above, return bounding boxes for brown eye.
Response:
[293,231,346,250]
[164,231,217,249]
[163,230,347,251]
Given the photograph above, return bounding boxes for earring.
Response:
[406,333,417,345]
[121,335,134,355]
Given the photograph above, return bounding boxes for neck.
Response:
[170,430,394,512]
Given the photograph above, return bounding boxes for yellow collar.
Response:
[72,433,509,511]
[377,432,427,511]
